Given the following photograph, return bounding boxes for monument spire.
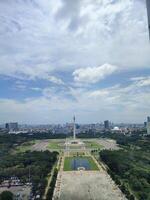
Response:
[73,115,76,140]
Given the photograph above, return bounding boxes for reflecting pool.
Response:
[71,158,90,170]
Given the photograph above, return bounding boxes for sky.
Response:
[0,0,150,124]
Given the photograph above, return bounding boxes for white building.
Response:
[111,126,122,133]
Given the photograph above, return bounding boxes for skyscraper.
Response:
[147,116,150,122]
[147,117,150,134]
[104,120,110,129]
[146,0,150,38]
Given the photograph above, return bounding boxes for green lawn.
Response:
[64,157,72,171]
[63,156,99,171]
[84,141,102,149]
[14,140,36,153]
[88,157,99,170]
[48,141,63,150]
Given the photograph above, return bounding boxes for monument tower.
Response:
[65,115,84,147]
[73,115,76,140]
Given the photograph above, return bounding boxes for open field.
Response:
[59,171,127,200]
[97,138,120,150]
[14,140,37,153]
[14,138,119,154]
[74,138,119,151]
[83,140,103,149]
[63,156,99,171]
[48,140,65,150]
[32,139,66,151]
[31,139,50,151]
[14,139,65,153]
[14,139,50,153]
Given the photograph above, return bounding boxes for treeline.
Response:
[26,132,67,140]
[77,132,101,138]
[77,130,147,141]
[0,151,58,198]
[100,146,150,200]
[0,133,66,157]
[0,134,28,159]
[46,168,58,200]
[0,191,13,200]
[98,132,146,146]
[0,132,66,142]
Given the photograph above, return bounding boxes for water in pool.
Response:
[71,158,90,170]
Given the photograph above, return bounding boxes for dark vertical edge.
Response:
[146,0,150,39]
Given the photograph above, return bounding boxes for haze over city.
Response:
[0,0,150,124]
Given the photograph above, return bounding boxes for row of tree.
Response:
[46,168,58,200]
[100,143,150,200]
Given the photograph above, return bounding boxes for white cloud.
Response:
[73,63,117,84]
[0,0,149,82]
[47,75,64,85]
[131,76,150,87]
[130,77,146,81]
[138,79,150,87]
[30,87,42,91]
[0,0,150,123]
[0,80,150,123]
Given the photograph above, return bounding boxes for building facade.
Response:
[104,120,110,129]
[147,116,150,134]
[5,122,18,131]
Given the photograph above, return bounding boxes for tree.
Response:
[0,191,13,200]
[129,194,135,200]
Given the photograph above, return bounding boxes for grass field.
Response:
[48,141,64,150]
[14,140,37,153]
[84,140,102,149]
[64,157,72,171]
[64,156,99,171]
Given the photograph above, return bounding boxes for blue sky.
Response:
[0,0,150,124]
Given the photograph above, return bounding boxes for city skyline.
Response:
[0,0,150,124]
[0,118,148,126]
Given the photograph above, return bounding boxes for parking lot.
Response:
[0,186,31,200]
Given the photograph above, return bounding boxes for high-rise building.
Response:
[5,122,18,131]
[147,116,150,122]
[5,123,9,130]
[146,0,150,38]
[104,120,110,129]
[147,117,150,134]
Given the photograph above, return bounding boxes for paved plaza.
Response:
[59,171,127,200]
[52,138,126,200]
